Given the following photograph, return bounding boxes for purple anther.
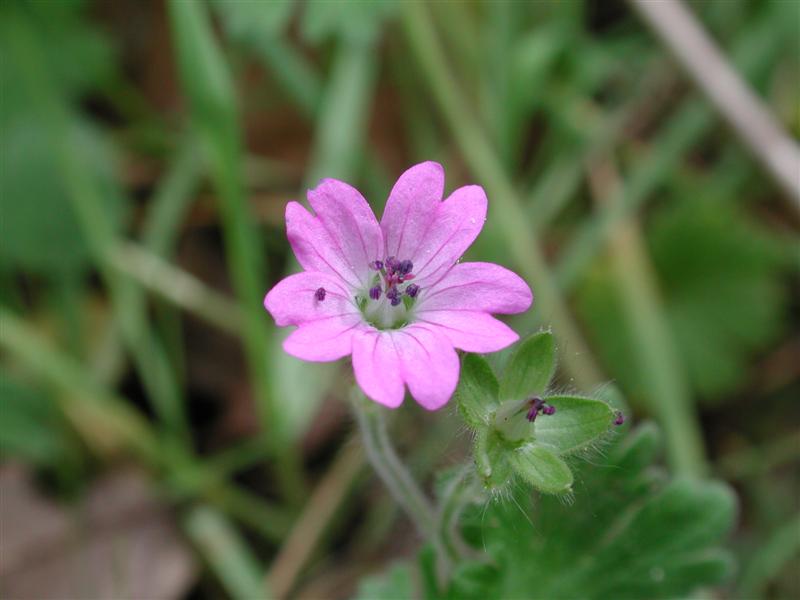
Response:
[385,256,399,274]
[542,404,556,415]
[398,260,414,276]
[369,286,382,300]
[613,411,625,426]
[369,260,384,271]
[315,287,326,301]
[526,406,538,422]
[405,283,420,298]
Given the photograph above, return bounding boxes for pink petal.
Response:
[415,310,519,353]
[394,325,460,411]
[380,162,445,261]
[418,262,532,314]
[407,185,488,287]
[352,330,405,408]
[264,271,356,327]
[286,201,363,289]
[283,315,363,362]
[307,179,384,287]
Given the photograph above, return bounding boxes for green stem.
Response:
[437,466,479,562]
[351,392,455,576]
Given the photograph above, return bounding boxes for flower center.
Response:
[360,256,422,330]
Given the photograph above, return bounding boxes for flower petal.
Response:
[286,201,361,289]
[264,271,356,327]
[395,325,460,411]
[352,330,405,408]
[283,315,362,362]
[418,262,532,314]
[408,185,488,287]
[380,162,445,260]
[415,310,519,353]
[308,179,384,287]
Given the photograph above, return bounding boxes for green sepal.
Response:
[499,331,556,401]
[474,428,512,491]
[533,395,615,455]
[508,443,573,494]
[456,353,500,428]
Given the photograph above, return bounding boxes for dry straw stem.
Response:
[629,0,800,214]
[268,442,365,599]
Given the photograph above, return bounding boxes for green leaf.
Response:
[456,353,500,428]
[474,428,512,491]
[498,331,556,401]
[459,424,736,599]
[508,444,573,494]
[533,395,614,454]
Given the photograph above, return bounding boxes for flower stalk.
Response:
[351,390,456,577]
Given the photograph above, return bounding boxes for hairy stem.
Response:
[351,392,455,578]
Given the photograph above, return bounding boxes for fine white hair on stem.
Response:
[628,0,800,214]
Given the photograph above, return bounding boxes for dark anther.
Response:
[405,283,420,298]
[369,286,382,300]
[370,260,384,271]
[526,396,555,422]
[315,287,326,301]
[613,411,625,426]
[398,260,414,276]
[386,286,401,306]
[385,256,399,273]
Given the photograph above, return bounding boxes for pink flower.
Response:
[264,162,532,410]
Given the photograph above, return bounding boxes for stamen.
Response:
[525,396,556,421]
[386,286,401,306]
[405,284,420,298]
[369,260,383,271]
[398,260,413,276]
[315,287,326,301]
[385,257,399,274]
[369,285,382,300]
[613,411,625,426]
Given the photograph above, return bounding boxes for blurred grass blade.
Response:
[109,242,243,335]
[184,506,270,600]
[167,0,305,500]
[556,2,792,292]
[401,1,603,388]
[141,139,204,256]
[0,307,160,463]
[738,512,800,598]
[2,9,188,444]
[587,158,706,476]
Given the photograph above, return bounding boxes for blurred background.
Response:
[1,0,798,598]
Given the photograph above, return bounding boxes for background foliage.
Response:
[1,0,798,598]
